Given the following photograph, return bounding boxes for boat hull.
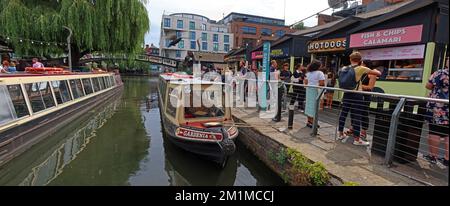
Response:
[0,85,124,166]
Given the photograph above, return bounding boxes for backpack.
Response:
[338,65,360,90]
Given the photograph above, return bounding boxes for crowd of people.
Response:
[0,58,45,74]
[229,52,448,167]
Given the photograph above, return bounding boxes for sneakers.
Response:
[438,157,449,167]
[353,138,370,146]
[338,134,350,143]
[424,155,438,164]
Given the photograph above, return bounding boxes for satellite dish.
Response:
[328,0,348,9]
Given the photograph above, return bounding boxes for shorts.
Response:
[429,123,449,137]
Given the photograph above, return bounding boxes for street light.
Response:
[63,26,73,72]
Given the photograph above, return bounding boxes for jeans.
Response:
[339,93,364,137]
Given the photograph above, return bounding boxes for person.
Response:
[32,58,44,68]
[359,60,378,140]
[8,62,17,73]
[280,63,292,83]
[270,60,279,81]
[424,58,449,166]
[291,64,306,111]
[337,52,381,146]
[0,61,8,73]
[304,60,326,128]
[321,71,336,110]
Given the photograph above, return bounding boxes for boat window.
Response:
[25,82,55,113]
[70,79,85,99]
[110,76,115,86]
[105,77,111,88]
[99,77,107,90]
[92,77,101,92]
[0,85,18,125]
[51,80,72,104]
[6,85,29,118]
[184,86,224,119]
[82,79,94,95]
[166,87,179,118]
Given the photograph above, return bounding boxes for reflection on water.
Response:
[0,77,285,186]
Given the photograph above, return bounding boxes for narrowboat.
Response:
[0,68,123,166]
[158,73,238,167]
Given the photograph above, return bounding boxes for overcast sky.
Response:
[144,0,335,46]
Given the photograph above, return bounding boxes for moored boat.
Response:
[0,70,123,166]
[158,73,238,167]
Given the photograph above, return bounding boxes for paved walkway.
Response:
[232,107,448,186]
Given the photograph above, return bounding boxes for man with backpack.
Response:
[337,52,381,146]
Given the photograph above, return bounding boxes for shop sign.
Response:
[252,51,263,60]
[359,44,425,61]
[271,48,289,58]
[350,25,423,48]
[308,38,347,53]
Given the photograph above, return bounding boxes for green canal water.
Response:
[0,77,285,186]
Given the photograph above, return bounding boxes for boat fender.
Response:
[219,128,236,156]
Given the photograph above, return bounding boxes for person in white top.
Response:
[32,58,44,68]
[304,60,326,128]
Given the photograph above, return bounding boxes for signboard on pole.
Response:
[260,41,271,110]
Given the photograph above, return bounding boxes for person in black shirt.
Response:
[280,63,292,83]
[291,64,306,111]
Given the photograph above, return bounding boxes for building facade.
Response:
[220,12,294,49]
[159,13,234,60]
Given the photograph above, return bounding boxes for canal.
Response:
[0,77,285,186]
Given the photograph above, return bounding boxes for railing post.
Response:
[312,89,326,136]
[273,82,283,122]
[288,104,295,130]
[385,98,406,166]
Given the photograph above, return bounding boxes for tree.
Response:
[0,0,150,66]
[292,22,306,30]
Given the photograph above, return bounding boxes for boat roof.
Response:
[0,72,113,79]
[160,73,224,85]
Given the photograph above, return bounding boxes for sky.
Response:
[144,0,335,46]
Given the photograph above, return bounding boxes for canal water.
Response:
[0,77,285,186]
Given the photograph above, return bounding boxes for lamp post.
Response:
[63,26,73,72]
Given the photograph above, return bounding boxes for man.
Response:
[32,58,44,68]
[337,52,381,146]
[280,63,292,83]
[425,58,449,167]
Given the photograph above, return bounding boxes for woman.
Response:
[1,61,10,73]
[424,58,449,166]
[304,60,326,128]
[291,64,306,111]
[8,62,17,73]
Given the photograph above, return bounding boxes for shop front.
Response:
[347,0,448,97]
[308,37,349,75]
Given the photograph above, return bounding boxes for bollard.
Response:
[288,105,295,130]
[273,83,283,122]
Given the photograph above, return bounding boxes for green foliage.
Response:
[0,0,150,57]
[292,22,305,30]
[343,182,360,186]
[286,148,330,186]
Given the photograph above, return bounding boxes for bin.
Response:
[372,97,399,156]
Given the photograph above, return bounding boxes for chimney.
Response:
[317,14,341,26]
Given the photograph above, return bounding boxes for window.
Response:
[164,18,171,28]
[201,33,207,41]
[201,24,207,31]
[176,50,181,58]
[202,42,208,51]
[52,80,72,104]
[224,35,230,43]
[166,87,179,118]
[0,85,29,125]
[178,40,184,49]
[213,34,219,42]
[99,77,107,90]
[177,20,184,29]
[110,76,116,86]
[261,28,272,36]
[6,85,29,118]
[189,21,195,30]
[224,44,230,52]
[165,39,171,47]
[190,31,196,40]
[82,79,94,95]
[103,77,110,88]
[276,30,286,38]
[213,43,219,52]
[241,26,257,34]
[176,31,182,38]
[190,41,196,50]
[375,59,424,82]
[70,79,85,99]
[96,78,104,90]
[92,77,101,92]
[25,82,56,113]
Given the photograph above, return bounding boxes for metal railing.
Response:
[228,76,449,185]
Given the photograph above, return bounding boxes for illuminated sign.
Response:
[308,38,347,53]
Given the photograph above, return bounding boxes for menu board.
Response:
[359,44,425,61]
